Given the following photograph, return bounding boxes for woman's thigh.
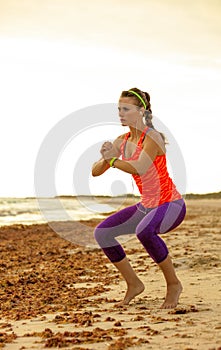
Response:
[159,198,186,233]
[94,203,146,248]
[136,199,186,235]
[96,203,145,234]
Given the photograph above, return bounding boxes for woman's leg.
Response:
[158,255,183,309]
[94,204,146,304]
[136,199,186,308]
[113,257,145,306]
[94,203,145,261]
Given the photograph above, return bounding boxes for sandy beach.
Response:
[0,199,221,350]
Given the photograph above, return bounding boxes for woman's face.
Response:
[118,97,142,127]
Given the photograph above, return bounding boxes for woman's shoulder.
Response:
[116,133,128,140]
[144,128,166,153]
[145,128,161,140]
[113,133,128,144]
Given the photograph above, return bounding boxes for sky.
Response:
[0,0,220,197]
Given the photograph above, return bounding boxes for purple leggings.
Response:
[94,198,186,264]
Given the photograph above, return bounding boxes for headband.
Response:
[128,90,147,110]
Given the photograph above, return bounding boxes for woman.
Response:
[92,88,186,309]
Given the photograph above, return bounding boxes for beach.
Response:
[0,199,221,350]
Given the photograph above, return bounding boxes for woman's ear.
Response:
[139,107,145,116]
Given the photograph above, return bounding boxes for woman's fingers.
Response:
[100,142,113,153]
[100,141,116,160]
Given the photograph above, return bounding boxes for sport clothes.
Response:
[94,198,186,263]
[94,127,186,264]
[120,127,182,208]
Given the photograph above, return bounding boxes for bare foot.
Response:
[115,280,145,307]
[160,281,183,309]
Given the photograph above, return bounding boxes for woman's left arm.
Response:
[104,134,160,176]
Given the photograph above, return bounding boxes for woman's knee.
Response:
[94,224,106,245]
[135,223,154,242]
[94,223,116,248]
[93,225,100,242]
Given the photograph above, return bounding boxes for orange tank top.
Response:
[120,127,182,208]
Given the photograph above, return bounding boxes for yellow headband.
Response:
[128,90,146,109]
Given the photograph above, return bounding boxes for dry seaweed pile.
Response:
[0,221,111,321]
[0,222,166,349]
[23,326,150,349]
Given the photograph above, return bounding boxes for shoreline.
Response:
[0,191,220,200]
[0,197,221,229]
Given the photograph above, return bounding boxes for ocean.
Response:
[0,196,135,227]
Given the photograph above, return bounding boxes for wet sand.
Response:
[0,199,221,349]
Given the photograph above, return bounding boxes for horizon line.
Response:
[0,191,221,199]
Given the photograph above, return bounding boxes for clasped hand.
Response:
[100,141,118,163]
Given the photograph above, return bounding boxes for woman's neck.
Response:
[128,124,146,140]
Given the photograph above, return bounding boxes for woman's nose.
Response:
[118,109,124,117]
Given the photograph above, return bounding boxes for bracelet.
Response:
[109,157,118,167]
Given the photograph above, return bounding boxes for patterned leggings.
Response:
[94,198,186,264]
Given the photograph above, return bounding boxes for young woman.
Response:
[92,88,186,309]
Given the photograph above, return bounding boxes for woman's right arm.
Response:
[91,135,124,177]
[91,157,110,177]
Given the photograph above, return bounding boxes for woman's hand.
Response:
[100,141,118,163]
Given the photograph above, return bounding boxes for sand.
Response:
[0,199,220,350]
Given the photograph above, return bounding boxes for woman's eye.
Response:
[118,107,129,112]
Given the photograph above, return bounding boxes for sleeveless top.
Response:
[120,127,182,208]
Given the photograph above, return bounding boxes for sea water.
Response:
[0,196,132,227]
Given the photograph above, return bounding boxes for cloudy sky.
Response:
[0,0,220,197]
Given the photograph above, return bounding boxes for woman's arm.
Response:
[91,136,124,177]
[91,157,110,177]
[104,131,163,176]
